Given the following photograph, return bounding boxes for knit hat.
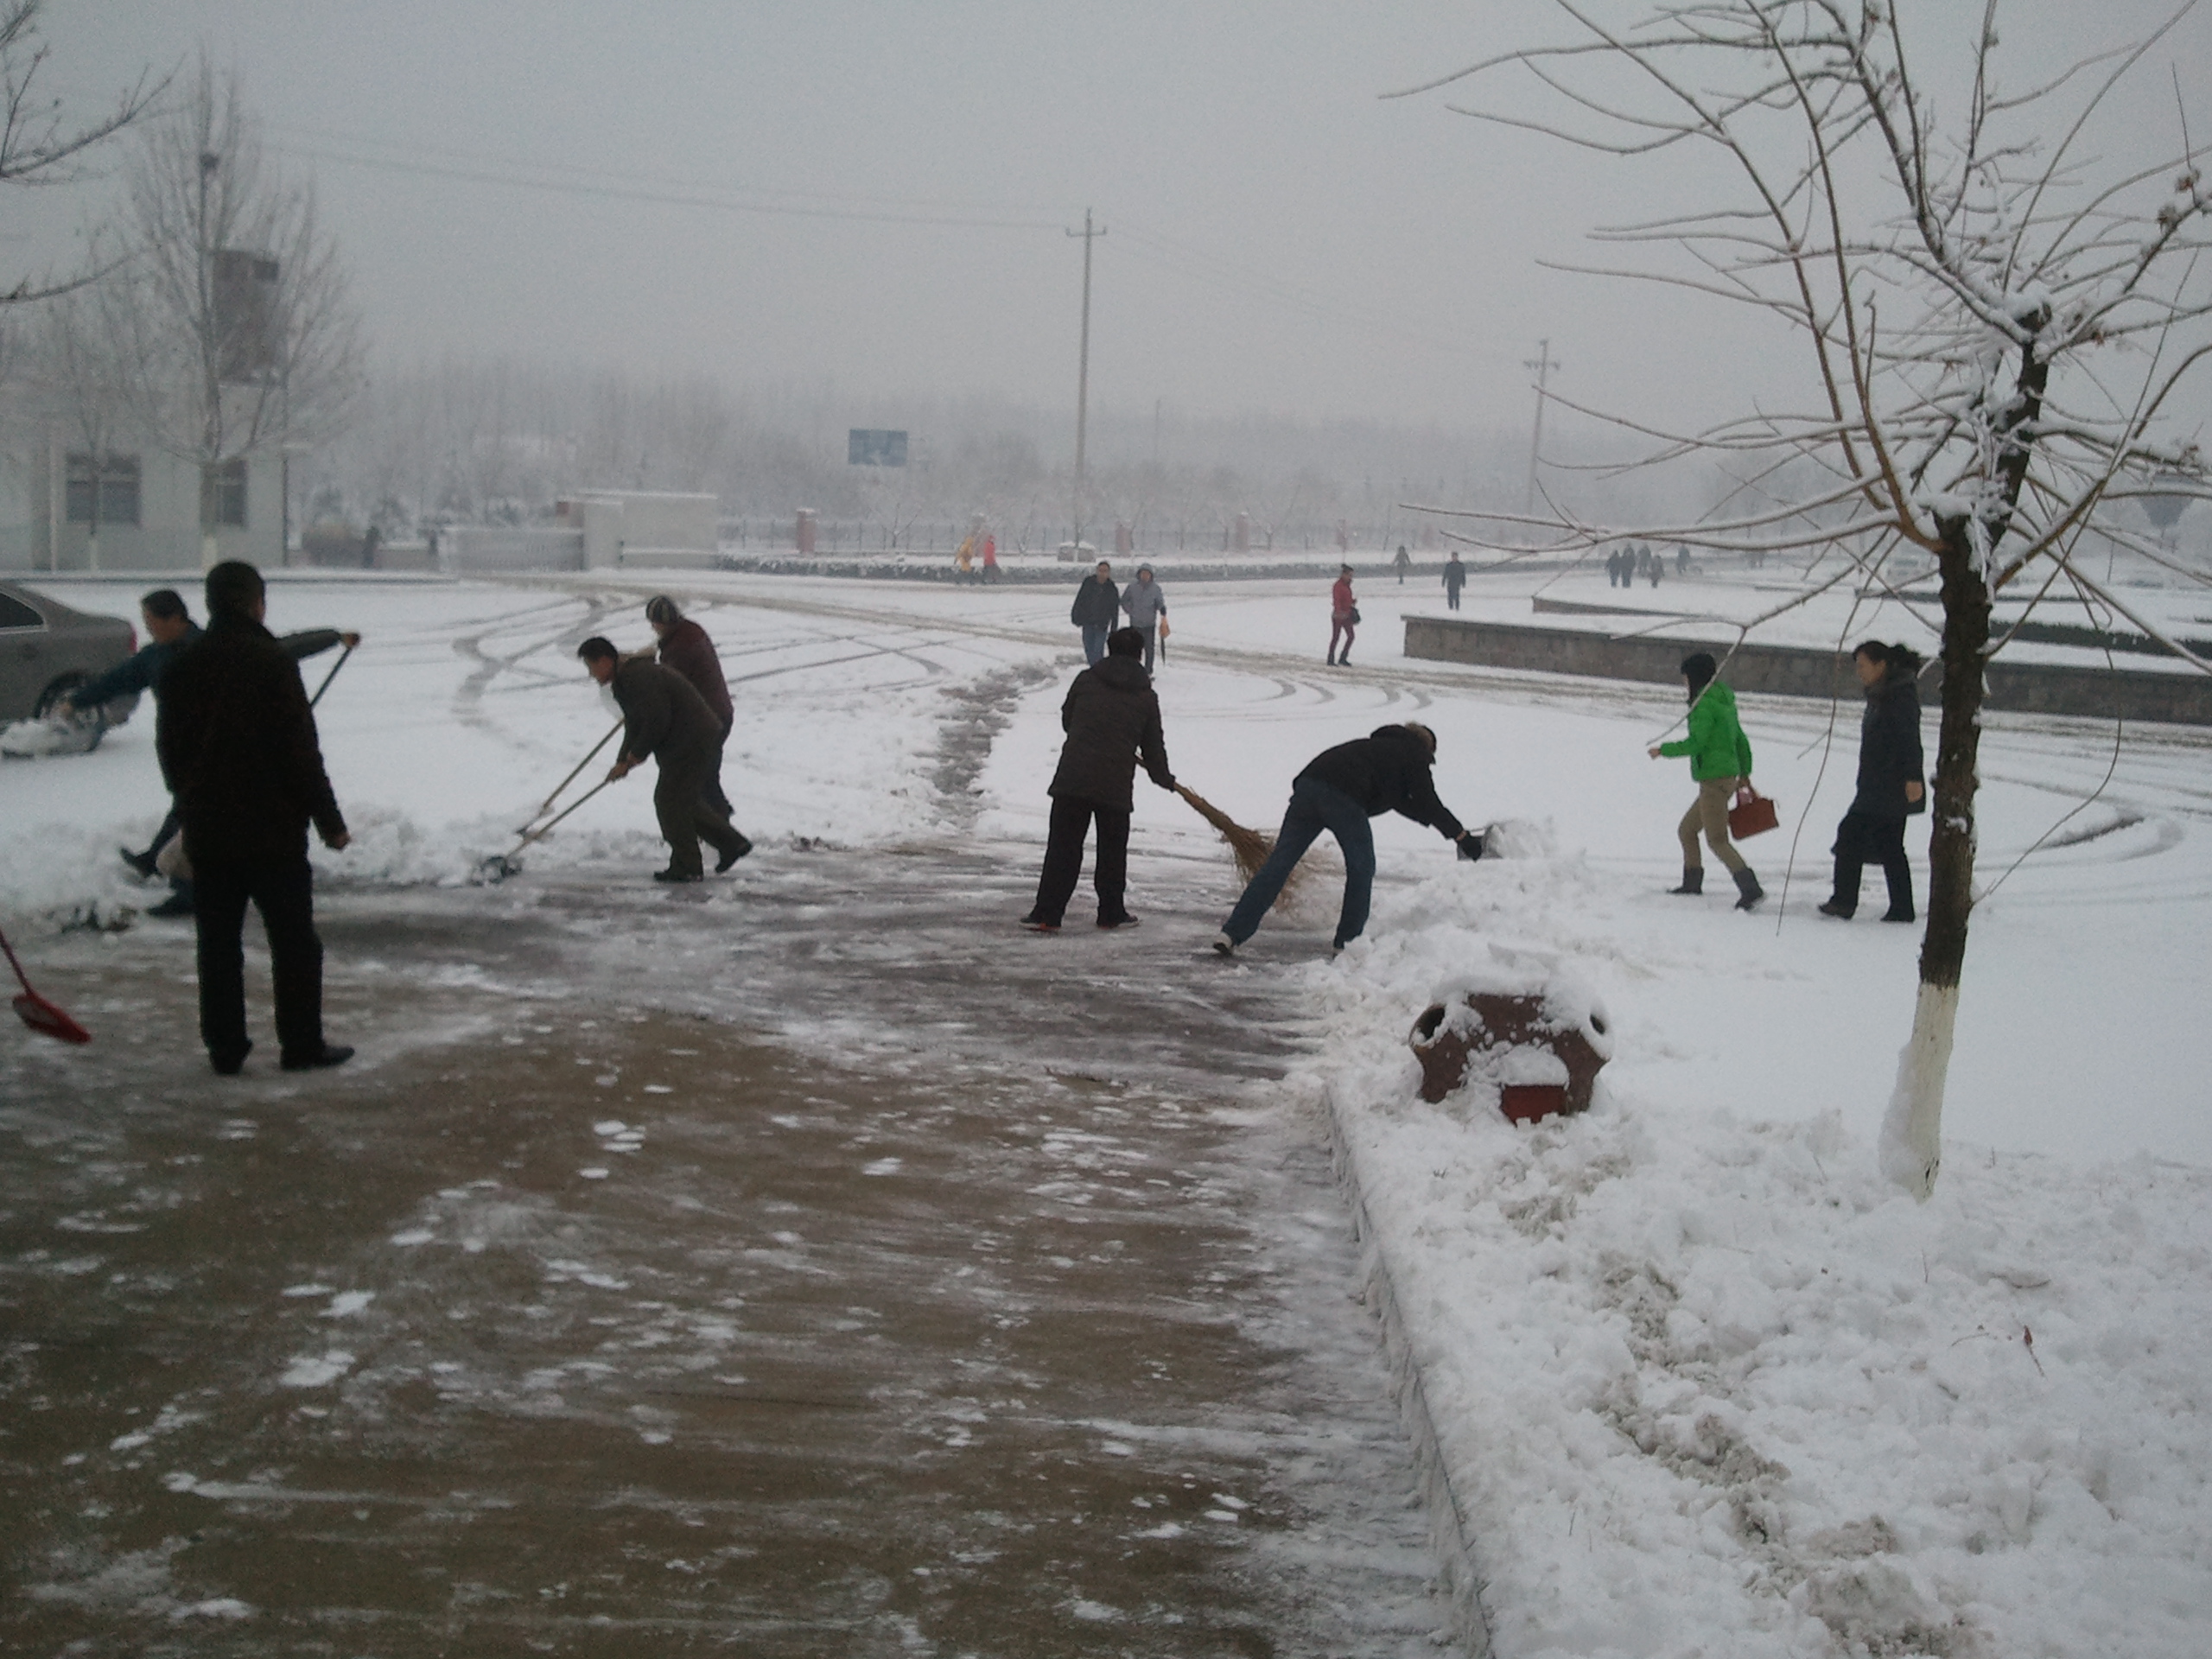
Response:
[1680,652,1718,697]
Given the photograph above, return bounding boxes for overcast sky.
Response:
[16,1,2212,450]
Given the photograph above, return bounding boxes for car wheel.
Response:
[33,672,89,719]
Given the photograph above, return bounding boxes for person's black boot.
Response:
[148,879,194,918]
[1669,866,1704,895]
[715,833,753,873]
[1732,868,1764,912]
[120,845,159,880]
[1818,899,1854,918]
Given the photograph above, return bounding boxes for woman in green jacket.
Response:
[1647,652,1764,911]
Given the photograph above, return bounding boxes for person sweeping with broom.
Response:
[1211,721,1484,958]
[1020,626,1176,932]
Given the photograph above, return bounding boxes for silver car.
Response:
[0,580,141,724]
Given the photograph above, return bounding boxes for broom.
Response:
[1175,784,1275,885]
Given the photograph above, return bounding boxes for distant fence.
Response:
[1404,614,2212,728]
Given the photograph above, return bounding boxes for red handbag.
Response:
[1727,790,1779,838]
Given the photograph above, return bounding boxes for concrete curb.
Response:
[1318,1080,1495,1658]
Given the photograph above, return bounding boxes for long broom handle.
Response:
[509,776,615,854]
[526,720,626,825]
[0,925,35,997]
[308,644,355,709]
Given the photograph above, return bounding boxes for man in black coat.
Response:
[1821,641,1926,921]
[1070,560,1120,665]
[1020,626,1175,931]
[156,562,353,1076]
[578,637,750,883]
[1213,722,1484,956]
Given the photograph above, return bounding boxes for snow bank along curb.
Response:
[1317,1076,1497,1658]
[1404,613,2212,725]
[1304,854,2212,1658]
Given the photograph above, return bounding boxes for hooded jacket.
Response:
[1071,575,1121,629]
[1851,670,1925,818]
[1121,576,1166,628]
[156,612,346,861]
[1049,655,1173,810]
[1298,726,1464,838]
[1658,681,1754,782]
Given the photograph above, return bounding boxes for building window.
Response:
[202,458,248,529]
[64,454,142,527]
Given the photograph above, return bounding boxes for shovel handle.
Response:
[308,644,355,709]
[527,719,626,825]
[508,775,615,855]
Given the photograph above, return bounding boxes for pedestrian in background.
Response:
[1393,544,1411,583]
[1213,721,1484,957]
[1071,560,1120,664]
[1020,626,1175,932]
[1443,550,1465,611]
[1120,563,1167,671]
[1821,641,1925,922]
[1649,651,1763,911]
[578,637,750,883]
[1327,564,1357,666]
[156,561,353,1076]
[982,534,1000,582]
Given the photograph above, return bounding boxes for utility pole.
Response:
[1522,338,1560,520]
[1068,207,1105,550]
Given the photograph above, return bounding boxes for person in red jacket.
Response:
[1327,565,1357,666]
[645,596,740,823]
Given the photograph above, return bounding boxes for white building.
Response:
[0,418,284,574]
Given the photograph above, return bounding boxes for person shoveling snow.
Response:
[1212,721,1485,958]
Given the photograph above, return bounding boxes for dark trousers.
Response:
[1831,810,1914,918]
[1221,776,1376,949]
[657,747,745,878]
[1445,586,1462,610]
[1328,618,1356,661]
[1030,795,1131,925]
[144,804,182,860]
[1133,625,1157,671]
[702,721,734,819]
[1080,624,1110,664]
[193,851,324,1065]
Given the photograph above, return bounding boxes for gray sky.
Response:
[19,1,2212,447]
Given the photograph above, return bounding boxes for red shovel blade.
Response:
[14,990,92,1045]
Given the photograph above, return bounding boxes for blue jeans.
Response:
[1220,776,1376,949]
[1081,624,1110,664]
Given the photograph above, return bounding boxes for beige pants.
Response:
[1678,777,1748,873]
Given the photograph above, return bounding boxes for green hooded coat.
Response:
[1659,680,1753,781]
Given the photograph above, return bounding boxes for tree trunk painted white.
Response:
[1879,981,1957,1199]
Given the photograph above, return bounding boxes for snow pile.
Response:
[1313,855,2212,1657]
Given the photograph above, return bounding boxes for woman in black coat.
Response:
[1821,641,1926,921]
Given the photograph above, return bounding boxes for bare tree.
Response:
[1399,2,2212,1197]
[23,248,134,569]
[0,0,165,306]
[113,53,363,564]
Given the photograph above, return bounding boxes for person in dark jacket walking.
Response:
[1213,722,1484,956]
[645,595,740,821]
[1821,641,1926,921]
[1021,627,1176,931]
[579,637,750,882]
[1393,544,1412,583]
[1443,551,1465,611]
[155,562,353,1076]
[1649,652,1763,910]
[1071,561,1120,664]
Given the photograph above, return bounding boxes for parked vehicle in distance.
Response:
[0,581,140,725]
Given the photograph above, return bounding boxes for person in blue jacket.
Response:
[62,589,356,918]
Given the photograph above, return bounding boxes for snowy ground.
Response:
[5,570,2209,1656]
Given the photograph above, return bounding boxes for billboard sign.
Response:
[848,429,908,467]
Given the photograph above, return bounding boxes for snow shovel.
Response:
[2,925,92,1045]
[475,777,615,883]
[308,641,356,709]
[516,719,625,837]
